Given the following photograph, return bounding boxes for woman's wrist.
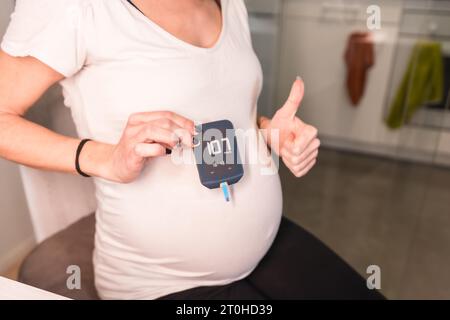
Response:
[77,140,116,181]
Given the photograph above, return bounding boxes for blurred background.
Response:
[1,0,449,299]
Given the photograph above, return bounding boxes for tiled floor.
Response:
[281,147,450,299]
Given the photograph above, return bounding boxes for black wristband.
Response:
[75,139,92,178]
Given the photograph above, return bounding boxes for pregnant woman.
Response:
[0,0,382,299]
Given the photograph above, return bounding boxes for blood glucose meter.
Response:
[193,120,244,202]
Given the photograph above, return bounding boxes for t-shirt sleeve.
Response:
[1,0,89,77]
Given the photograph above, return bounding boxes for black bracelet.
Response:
[75,139,92,178]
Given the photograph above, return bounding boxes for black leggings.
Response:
[159,217,384,300]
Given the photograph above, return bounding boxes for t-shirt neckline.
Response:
[124,0,227,53]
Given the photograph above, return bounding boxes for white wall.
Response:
[0,0,14,33]
[0,160,35,273]
[0,0,36,274]
[246,0,282,117]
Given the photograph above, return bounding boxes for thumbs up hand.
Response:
[259,78,320,178]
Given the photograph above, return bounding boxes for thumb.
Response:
[277,77,305,119]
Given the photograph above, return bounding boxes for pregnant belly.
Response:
[94,155,283,282]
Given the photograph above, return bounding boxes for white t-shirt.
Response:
[2,0,283,299]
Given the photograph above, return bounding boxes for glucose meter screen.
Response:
[202,129,235,175]
[194,123,239,179]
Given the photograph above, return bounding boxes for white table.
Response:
[0,276,70,300]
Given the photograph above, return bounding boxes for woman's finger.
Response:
[282,138,320,166]
[293,123,318,153]
[134,143,167,158]
[292,149,319,172]
[150,118,193,149]
[293,158,317,178]
[296,138,320,162]
[281,123,317,156]
[125,119,193,148]
[127,111,195,134]
[281,138,296,157]
[283,147,317,170]
[134,124,183,148]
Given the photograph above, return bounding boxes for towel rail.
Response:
[399,32,450,42]
[402,7,450,17]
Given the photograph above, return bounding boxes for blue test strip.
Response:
[220,182,231,202]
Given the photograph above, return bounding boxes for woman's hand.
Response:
[82,111,195,183]
[259,78,320,178]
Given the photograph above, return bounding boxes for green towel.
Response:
[386,41,444,129]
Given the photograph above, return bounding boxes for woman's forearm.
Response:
[0,112,114,178]
[0,52,115,180]
[0,53,193,184]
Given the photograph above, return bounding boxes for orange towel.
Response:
[344,32,375,106]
